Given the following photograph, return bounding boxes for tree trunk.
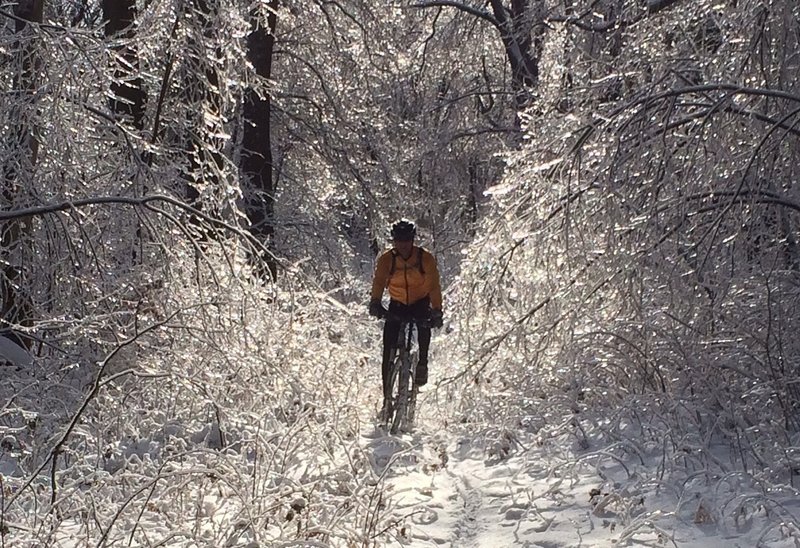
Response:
[102,0,147,263]
[241,4,278,280]
[0,0,43,343]
[489,0,540,109]
[102,0,146,129]
[186,0,225,195]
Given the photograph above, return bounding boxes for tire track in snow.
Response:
[448,469,483,547]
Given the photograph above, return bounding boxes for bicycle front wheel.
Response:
[390,350,413,434]
[382,353,400,426]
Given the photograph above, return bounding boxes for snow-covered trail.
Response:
[360,389,611,548]
[354,333,795,547]
[359,396,781,548]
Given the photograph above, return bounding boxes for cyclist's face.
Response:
[394,238,413,256]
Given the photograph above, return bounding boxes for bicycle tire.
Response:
[406,357,418,427]
[382,351,400,426]
[381,320,422,434]
[390,349,411,434]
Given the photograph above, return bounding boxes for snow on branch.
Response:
[0,194,280,267]
[410,0,500,27]
[548,0,688,32]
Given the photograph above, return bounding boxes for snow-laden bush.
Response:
[0,224,399,546]
[444,0,800,543]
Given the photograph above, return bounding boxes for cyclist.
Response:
[369,219,443,406]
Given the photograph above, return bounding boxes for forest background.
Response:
[1,0,800,546]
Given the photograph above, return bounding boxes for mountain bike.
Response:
[381,316,427,434]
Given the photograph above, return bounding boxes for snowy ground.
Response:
[4,307,800,547]
[360,379,800,547]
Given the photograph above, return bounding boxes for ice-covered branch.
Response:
[410,0,500,27]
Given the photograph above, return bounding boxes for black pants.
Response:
[382,298,431,400]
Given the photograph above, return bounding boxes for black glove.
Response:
[430,309,443,328]
[369,299,386,318]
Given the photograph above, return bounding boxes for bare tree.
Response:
[102,0,146,129]
[183,0,226,199]
[241,2,278,279]
[453,0,800,494]
[413,0,543,109]
[0,0,43,342]
[264,1,514,286]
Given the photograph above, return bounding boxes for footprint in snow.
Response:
[411,507,439,525]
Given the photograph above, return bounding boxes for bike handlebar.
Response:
[379,311,431,328]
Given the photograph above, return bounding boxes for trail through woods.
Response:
[357,353,786,547]
[361,392,620,547]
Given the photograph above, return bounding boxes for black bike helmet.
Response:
[390,219,416,241]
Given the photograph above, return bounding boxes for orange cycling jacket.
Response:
[370,247,443,310]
